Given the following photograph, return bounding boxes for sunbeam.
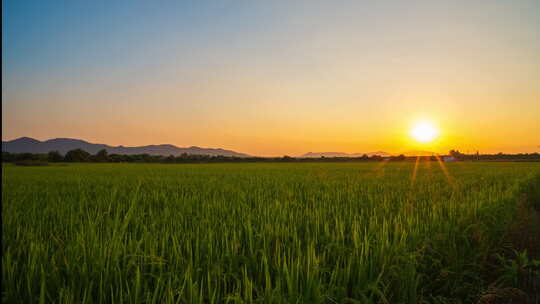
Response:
[410,156,420,186]
[435,154,456,188]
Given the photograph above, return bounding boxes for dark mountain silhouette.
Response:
[2,137,250,157]
[301,151,391,158]
[363,151,392,157]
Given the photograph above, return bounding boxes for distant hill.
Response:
[301,151,391,158]
[2,137,250,157]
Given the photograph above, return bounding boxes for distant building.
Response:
[443,156,456,162]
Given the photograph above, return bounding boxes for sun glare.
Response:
[411,121,438,143]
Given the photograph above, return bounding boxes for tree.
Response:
[64,149,91,162]
[282,155,293,161]
[449,150,461,157]
[109,154,127,162]
[16,153,37,161]
[47,151,63,162]
[94,149,109,162]
[2,152,15,162]
[370,155,382,161]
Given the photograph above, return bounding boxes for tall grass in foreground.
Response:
[3,162,540,303]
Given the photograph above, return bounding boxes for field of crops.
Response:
[2,162,540,303]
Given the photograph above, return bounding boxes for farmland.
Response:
[2,162,540,303]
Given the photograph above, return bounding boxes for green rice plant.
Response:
[496,250,540,288]
[2,162,540,303]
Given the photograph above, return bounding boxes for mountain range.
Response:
[1,137,250,157]
[2,137,439,158]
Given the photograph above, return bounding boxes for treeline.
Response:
[448,150,540,161]
[2,149,540,164]
[1,149,390,164]
[2,149,262,164]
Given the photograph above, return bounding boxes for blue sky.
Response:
[3,1,540,155]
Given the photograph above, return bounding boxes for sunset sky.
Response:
[3,1,540,156]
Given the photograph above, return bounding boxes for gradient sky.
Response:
[3,0,540,156]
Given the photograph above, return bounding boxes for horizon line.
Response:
[2,136,539,157]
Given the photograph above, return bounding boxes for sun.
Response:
[411,121,439,143]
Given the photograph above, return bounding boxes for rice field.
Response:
[2,161,540,303]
